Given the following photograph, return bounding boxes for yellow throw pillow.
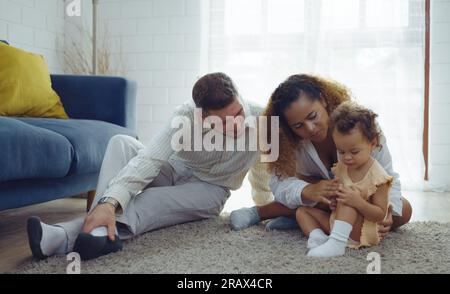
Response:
[0,42,68,119]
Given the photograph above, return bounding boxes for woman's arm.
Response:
[269,173,316,209]
[373,134,403,216]
[248,160,273,205]
[296,173,323,184]
[270,173,339,209]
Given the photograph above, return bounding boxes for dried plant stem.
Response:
[61,22,126,76]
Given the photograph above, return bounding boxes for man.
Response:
[27,72,272,260]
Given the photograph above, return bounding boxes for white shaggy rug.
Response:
[12,216,450,274]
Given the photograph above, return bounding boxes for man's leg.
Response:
[115,178,230,239]
[68,162,179,260]
[69,161,229,260]
[27,135,146,259]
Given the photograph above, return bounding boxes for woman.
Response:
[230,74,412,239]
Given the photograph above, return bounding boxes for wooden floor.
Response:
[0,197,86,274]
[1,191,449,273]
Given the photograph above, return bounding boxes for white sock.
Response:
[90,226,118,237]
[307,220,352,258]
[307,228,328,249]
[40,222,68,256]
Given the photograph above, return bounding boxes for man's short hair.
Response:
[192,72,238,111]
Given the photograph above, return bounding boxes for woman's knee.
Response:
[403,196,412,220]
[393,196,412,228]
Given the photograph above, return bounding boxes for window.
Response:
[205,0,426,189]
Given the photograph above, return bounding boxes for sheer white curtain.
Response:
[203,0,426,190]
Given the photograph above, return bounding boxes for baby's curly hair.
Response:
[263,74,351,178]
[329,101,381,148]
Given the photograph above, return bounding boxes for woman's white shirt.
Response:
[269,134,403,216]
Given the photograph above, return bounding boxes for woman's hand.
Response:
[302,178,340,206]
[336,185,364,209]
[378,205,393,240]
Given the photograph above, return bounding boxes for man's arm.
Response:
[82,129,176,240]
[82,104,191,239]
[101,120,178,210]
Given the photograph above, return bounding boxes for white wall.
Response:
[101,0,447,189]
[0,0,202,146]
[96,0,202,146]
[0,0,66,73]
[1,0,449,189]
[429,0,450,191]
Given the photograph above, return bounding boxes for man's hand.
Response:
[302,178,340,206]
[82,203,117,241]
[378,205,393,240]
[336,185,364,209]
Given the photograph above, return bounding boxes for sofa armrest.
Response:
[50,74,137,131]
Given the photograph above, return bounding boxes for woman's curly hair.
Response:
[329,101,382,148]
[263,74,351,178]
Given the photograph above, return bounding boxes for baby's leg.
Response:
[334,202,363,242]
[296,206,330,236]
[296,207,330,249]
[307,203,359,257]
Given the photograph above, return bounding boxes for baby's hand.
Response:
[336,185,363,209]
[328,177,339,210]
[329,196,337,211]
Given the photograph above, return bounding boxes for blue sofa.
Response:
[0,74,137,211]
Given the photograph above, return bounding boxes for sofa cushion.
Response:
[15,118,136,176]
[0,42,68,118]
[0,117,73,182]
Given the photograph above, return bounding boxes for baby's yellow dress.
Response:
[330,159,393,248]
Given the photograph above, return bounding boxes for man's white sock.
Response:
[90,226,118,237]
[40,222,68,256]
[307,228,328,249]
[307,220,352,257]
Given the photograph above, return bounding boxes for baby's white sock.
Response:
[307,228,328,249]
[40,222,68,256]
[307,220,352,258]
